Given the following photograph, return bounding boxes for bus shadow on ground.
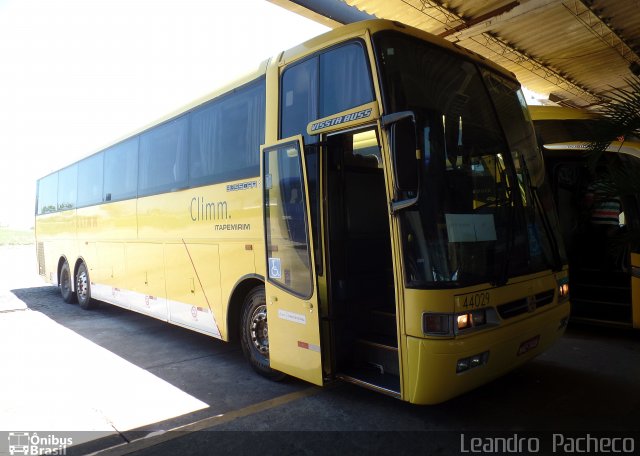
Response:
[9,285,308,431]
[8,285,640,434]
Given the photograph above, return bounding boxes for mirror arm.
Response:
[390,194,419,214]
[381,110,415,127]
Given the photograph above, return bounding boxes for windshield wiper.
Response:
[488,149,521,288]
[495,177,517,287]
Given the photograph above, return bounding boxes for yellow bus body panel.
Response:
[37,179,263,342]
[404,301,570,404]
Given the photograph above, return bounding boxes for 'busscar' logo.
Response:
[309,108,373,132]
[226,181,257,192]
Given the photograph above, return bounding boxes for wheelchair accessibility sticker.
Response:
[268,257,282,279]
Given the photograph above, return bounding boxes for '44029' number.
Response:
[462,292,490,309]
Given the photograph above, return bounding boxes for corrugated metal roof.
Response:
[273,0,640,109]
[348,0,640,107]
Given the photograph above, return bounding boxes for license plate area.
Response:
[517,335,540,356]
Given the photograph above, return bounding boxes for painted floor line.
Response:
[91,386,321,456]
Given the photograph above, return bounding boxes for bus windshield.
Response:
[374,31,559,288]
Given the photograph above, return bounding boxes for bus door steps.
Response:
[337,366,401,399]
[567,316,633,328]
[571,297,632,324]
[368,308,397,337]
[571,266,631,314]
[572,268,629,288]
[354,334,399,376]
[572,297,631,307]
[571,282,631,307]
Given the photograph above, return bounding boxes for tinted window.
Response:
[281,57,318,140]
[320,42,373,117]
[280,41,373,140]
[190,81,264,186]
[37,173,58,214]
[264,141,313,298]
[77,153,104,207]
[139,116,188,196]
[104,137,138,202]
[57,164,77,211]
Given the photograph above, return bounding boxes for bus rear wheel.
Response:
[60,261,77,304]
[240,286,285,381]
[76,262,97,310]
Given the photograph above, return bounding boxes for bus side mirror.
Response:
[383,112,419,192]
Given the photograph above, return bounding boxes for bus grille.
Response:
[497,289,555,319]
[37,242,45,275]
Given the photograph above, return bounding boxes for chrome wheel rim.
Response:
[249,304,269,356]
[77,269,88,301]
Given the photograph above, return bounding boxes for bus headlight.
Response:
[457,313,470,330]
[424,309,495,336]
[557,278,570,303]
[456,309,487,331]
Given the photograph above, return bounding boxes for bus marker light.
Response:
[557,277,569,303]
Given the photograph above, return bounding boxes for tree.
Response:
[588,75,640,255]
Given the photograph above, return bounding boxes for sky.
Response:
[0,0,329,228]
[0,0,548,229]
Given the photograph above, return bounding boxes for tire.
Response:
[76,262,97,310]
[59,261,77,304]
[240,286,286,381]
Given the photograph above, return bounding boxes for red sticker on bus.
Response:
[517,335,540,356]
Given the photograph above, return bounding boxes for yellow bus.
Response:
[530,105,640,328]
[35,19,570,404]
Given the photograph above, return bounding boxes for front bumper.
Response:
[403,301,570,404]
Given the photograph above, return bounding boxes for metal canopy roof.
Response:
[270,0,640,109]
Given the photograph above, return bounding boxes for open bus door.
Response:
[261,137,324,385]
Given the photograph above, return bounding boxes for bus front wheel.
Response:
[60,261,77,304]
[240,286,285,381]
[76,262,97,310]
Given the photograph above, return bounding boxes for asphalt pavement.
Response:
[1,245,639,456]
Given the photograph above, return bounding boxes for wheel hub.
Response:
[77,271,88,300]
[249,304,269,356]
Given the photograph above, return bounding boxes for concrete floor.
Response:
[1,245,639,456]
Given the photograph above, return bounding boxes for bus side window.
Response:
[104,137,138,202]
[77,153,104,207]
[279,41,373,142]
[280,57,318,141]
[189,80,264,186]
[138,116,188,196]
[319,42,373,118]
